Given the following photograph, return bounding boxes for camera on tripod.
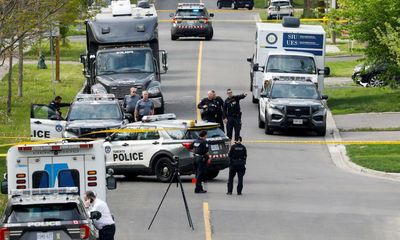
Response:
[171,156,179,166]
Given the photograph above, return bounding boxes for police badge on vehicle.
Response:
[55,124,63,132]
[105,146,111,154]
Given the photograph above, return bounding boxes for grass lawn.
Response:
[25,41,86,62]
[325,86,400,115]
[347,145,400,173]
[326,59,360,77]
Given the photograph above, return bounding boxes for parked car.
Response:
[217,0,254,10]
[352,63,386,87]
[267,0,294,19]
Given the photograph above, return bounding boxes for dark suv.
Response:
[217,0,254,10]
[170,3,214,40]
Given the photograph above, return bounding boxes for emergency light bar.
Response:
[10,187,79,196]
[178,3,204,8]
[18,143,93,152]
[142,113,176,122]
[76,94,116,101]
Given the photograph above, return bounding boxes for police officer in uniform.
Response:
[191,130,209,194]
[227,136,247,195]
[48,96,70,120]
[198,91,219,123]
[211,90,225,132]
[223,89,247,141]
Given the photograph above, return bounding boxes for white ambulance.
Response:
[1,140,116,201]
[247,17,330,103]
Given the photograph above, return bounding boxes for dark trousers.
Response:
[227,167,245,194]
[194,156,206,192]
[226,116,241,141]
[99,224,116,240]
[216,115,225,132]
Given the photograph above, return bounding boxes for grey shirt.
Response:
[123,94,141,114]
[135,99,154,116]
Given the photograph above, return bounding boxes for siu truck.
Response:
[1,140,116,201]
[247,17,330,103]
[81,0,168,113]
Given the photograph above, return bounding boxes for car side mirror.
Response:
[209,13,214,18]
[159,50,168,74]
[90,211,102,220]
[321,95,328,100]
[80,54,86,64]
[1,179,8,194]
[124,113,133,122]
[105,136,112,142]
[324,67,330,76]
[260,92,268,98]
[169,13,174,17]
[247,57,252,63]
[106,176,117,190]
[253,63,264,72]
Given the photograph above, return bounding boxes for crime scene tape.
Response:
[159,18,347,23]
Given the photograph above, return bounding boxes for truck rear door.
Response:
[30,104,67,140]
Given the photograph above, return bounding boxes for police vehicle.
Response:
[30,94,131,140]
[104,114,230,182]
[217,0,254,10]
[1,140,117,201]
[0,188,99,240]
[258,80,328,136]
[170,3,214,41]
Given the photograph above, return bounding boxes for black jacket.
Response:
[224,94,246,117]
[197,98,220,122]
[228,142,247,167]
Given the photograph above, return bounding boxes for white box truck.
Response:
[247,17,330,103]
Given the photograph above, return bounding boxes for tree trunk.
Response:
[18,37,23,97]
[7,49,13,115]
[303,0,312,18]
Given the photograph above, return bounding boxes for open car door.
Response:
[30,104,67,140]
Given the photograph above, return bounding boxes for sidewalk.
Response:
[325,77,353,86]
[334,112,400,131]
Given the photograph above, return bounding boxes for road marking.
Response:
[196,41,204,121]
[203,202,212,240]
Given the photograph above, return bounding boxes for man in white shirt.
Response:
[84,191,116,240]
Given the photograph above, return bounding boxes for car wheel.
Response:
[316,127,326,136]
[205,169,219,180]
[155,157,174,183]
[369,74,384,87]
[252,94,258,103]
[258,106,265,128]
[248,6,253,10]
[205,30,213,40]
[264,116,273,135]
[217,2,222,9]
[171,34,178,41]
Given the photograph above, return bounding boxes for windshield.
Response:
[266,55,316,74]
[271,1,290,6]
[186,127,225,139]
[68,103,122,121]
[6,203,84,223]
[271,84,319,99]
[97,49,154,75]
[176,9,206,17]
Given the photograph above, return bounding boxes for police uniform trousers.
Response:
[226,115,241,141]
[227,165,246,194]
[216,114,225,132]
[99,224,116,240]
[194,155,206,192]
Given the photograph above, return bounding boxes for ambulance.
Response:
[1,140,116,201]
[247,17,330,103]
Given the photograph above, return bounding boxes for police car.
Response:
[30,94,131,140]
[0,188,98,240]
[103,114,230,182]
[170,3,214,41]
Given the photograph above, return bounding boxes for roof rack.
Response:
[142,113,177,122]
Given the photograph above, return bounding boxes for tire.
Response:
[369,75,384,87]
[205,169,219,180]
[264,116,273,135]
[205,30,213,40]
[316,127,326,136]
[217,2,222,9]
[258,107,265,128]
[248,6,253,10]
[252,94,258,103]
[171,34,178,41]
[155,157,174,182]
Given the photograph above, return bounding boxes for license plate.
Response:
[37,232,53,240]
[210,145,220,151]
[293,119,303,125]
[186,20,194,24]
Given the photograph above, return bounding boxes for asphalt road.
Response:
[107,1,400,239]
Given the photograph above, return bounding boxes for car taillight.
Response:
[80,224,90,239]
[203,18,208,23]
[182,143,192,150]
[0,227,10,240]
[173,17,177,24]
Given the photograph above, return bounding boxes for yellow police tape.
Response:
[159,18,347,23]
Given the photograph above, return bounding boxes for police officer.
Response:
[84,191,116,240]
[211,90,225,132]
[190,130,209,194]
[227,136,247,195]
[135,91,155,121]
[198,91,219,123]
[48,96,70,120]
[223,89,247,141]
[123,87,140,122]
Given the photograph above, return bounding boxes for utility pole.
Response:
[56,36,60,82]
[331,0,336,44]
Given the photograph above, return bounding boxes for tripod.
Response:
[148,156,194,230]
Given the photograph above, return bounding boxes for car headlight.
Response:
[148,86,161,96]
[269,104,285,111]
[311,105,325,113]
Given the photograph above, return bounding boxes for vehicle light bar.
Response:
[76,93,116,101]
[18,143,93,152]
[10,187,79,196]
[142,113,176,122]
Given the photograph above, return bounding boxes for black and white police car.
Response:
[104,114,230,182]
[170,3,214,41]
[30,94,132,140]
[0,188,99,240]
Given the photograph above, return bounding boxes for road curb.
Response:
[326,109,400,182]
